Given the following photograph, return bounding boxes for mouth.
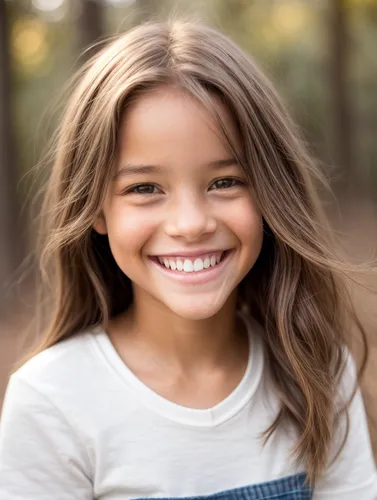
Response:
[148,249,234,285]
[150,250,231,273]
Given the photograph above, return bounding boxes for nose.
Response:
[164,193,217,241]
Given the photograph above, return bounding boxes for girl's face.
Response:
[94,87,263,320]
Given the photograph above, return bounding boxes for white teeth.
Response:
[183,259,194,272]
[157,253,224,272]
[193,258,204,272]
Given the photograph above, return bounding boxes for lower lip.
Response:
[149,251,234,285]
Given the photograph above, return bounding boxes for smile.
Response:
[149,250,233,284]
[156,251,226,273]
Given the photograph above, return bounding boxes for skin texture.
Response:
[94,86,264,407]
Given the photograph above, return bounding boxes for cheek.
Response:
[105,206,157,255]
[223,197,263,246]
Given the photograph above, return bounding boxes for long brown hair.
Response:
[23,19,372,484]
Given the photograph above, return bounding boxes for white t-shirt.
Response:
[0,316,376,500]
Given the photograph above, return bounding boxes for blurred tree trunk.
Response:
[77,0,105,62]
[329,0,355,192]
[0,0,23,316]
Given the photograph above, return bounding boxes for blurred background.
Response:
[0,0,376,454]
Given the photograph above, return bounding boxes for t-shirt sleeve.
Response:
[0,374,93,499]
[313,353,377,499]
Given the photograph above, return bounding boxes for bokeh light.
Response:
[32,0,65,11]
[11,18,49,73]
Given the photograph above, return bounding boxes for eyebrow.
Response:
[112,158,238,181]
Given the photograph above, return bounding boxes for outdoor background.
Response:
[0,0,376,458]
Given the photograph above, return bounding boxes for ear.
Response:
[93,212,108,235]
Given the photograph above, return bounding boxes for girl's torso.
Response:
[2,317,376,499]
[1,318,313,499]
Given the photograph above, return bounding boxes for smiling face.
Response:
[94,86,263,320]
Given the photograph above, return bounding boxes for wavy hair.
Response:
[22,19,372,484]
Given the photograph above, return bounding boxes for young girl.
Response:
[0,19,376,500]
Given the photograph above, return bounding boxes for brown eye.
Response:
[209,178,240,190]
[128,184,160,194]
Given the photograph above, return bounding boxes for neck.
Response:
[113,290,247,374]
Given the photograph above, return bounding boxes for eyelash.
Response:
[123,178,244,195]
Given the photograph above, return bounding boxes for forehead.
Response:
[117,86,240,167]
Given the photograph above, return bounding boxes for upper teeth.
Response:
[157,253,222,272]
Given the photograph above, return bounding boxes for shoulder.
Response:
[11,328,102,402]
[0,334,95,497]
[313,349,377,498]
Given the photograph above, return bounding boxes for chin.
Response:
[166,297,228,321]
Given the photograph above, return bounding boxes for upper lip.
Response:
[150,249,230,258]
